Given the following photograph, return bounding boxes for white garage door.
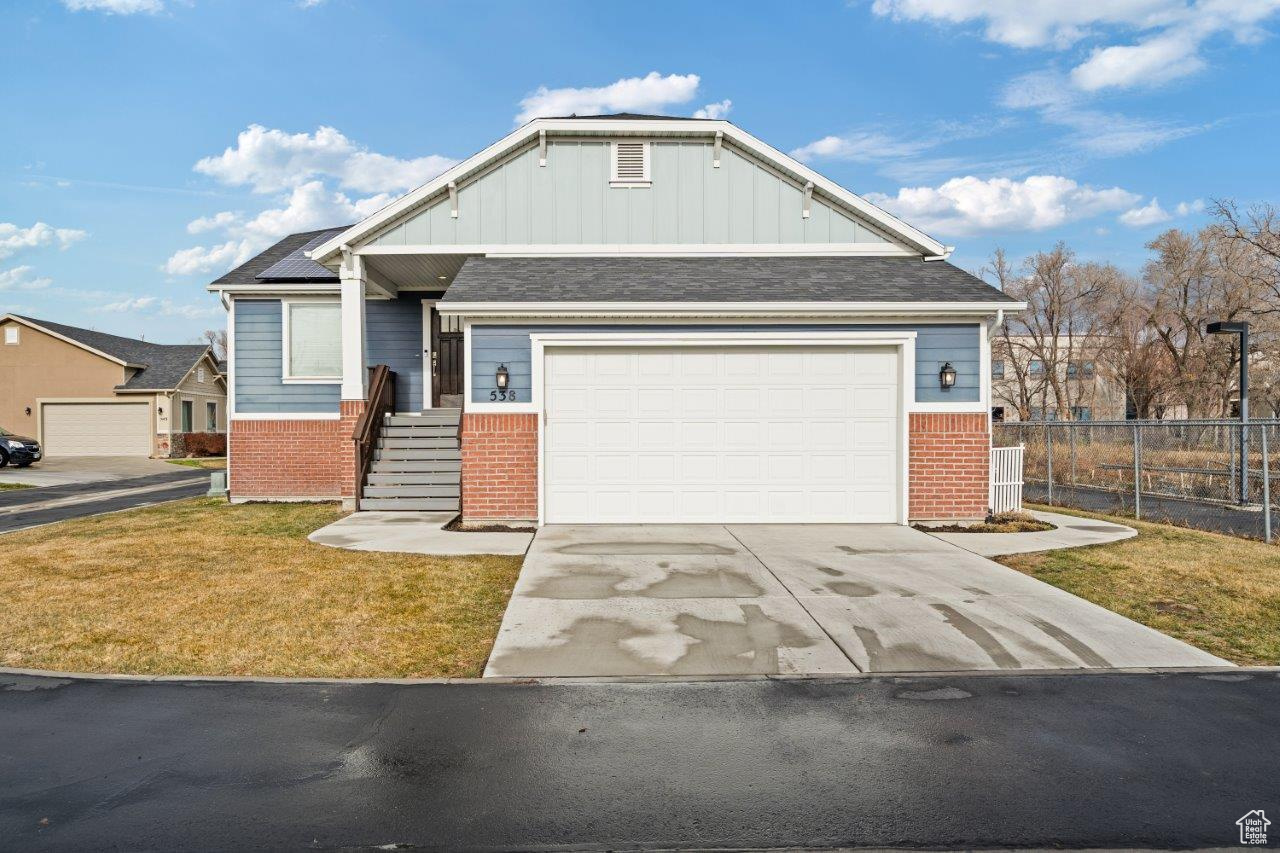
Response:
[543,345,901,524]
[42,402,152,456]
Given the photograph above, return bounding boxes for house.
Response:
[207,115,1024,524]
[0,314,226,457]
[990,334,1128,422]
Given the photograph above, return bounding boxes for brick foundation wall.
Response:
[908,412,990,521]
[228,400,363,500]
[461,412,538,521]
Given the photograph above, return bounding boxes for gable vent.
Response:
[610,140,651,185]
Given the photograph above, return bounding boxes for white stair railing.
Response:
[990,444,1025,514]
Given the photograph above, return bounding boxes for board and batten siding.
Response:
[469,324,981,405]
[365,295,426,412]
[233,300,339,414]
[372,141,896,248]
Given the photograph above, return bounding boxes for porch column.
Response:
[339,251,367,401]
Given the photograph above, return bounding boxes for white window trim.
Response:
[609,140,651,187]
[4,326,18,345]
[281,297,343,384]
[519,330,917,528]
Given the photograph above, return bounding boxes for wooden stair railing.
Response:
[352,364,396,503]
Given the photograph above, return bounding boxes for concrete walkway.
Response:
[308,511,532,556]
[486,523,1226,677]
[927,510,1136,557]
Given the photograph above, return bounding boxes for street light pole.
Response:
[1208,320,1250,505]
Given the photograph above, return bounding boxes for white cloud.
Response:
[0,266,53,291]
[865,174,1140,236]
[165,181,392,275]
[193,124,456,195]
[692,99,732,120]
[1119,197,1172,226]
[791,131,937,163]
[514,72,701,124]
[99,296,158,312]
[869,0,1280,91]
[62,0,163,13]
[1001,70,1205,156]
[186,211,240,234]
[0,222,88,260]
[1176,198,1206,215]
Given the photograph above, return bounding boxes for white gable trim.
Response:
[307,119,950,264]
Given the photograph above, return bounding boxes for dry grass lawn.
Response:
[999,504,1280,665]
[166,457,227,470]
[0,498,523,678]
[0,481,33,491]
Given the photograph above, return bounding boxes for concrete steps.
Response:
[359,409,463,512]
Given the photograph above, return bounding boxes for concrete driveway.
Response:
[0,455,186,487]
[485,524,1227,677]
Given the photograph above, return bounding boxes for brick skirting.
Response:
[908,412,990,521]
[460,412,538,522]
[228,400,364,502]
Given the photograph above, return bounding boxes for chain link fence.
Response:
[993,419,1279,542]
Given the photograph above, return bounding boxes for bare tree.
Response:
[202,329,228,362]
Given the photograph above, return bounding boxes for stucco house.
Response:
[0,314,226,458]
[208,115,1024,524]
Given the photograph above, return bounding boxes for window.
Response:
[180,400,193,432]
[197,366,206,383]
[283,300,341,381]
[991,359,1005,379]
[3,326,17,345]
[1081,360,1095,379]
[1070,406,1092,421]
[1029,359,1045,376]
[610,141,651,185]
[206,401,217,432]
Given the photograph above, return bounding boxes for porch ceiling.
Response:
[365,253,476,290]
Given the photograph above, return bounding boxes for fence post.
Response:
[1133,423,1142,520]
[1262,423,1272,544]
[1046,425,1054,505]
[1069,425,1077,491]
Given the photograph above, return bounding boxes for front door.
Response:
[427,306,464,408]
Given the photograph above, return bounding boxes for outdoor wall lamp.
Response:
[495,364,509,391]
[24,407,31,416]
[939,362,957,390]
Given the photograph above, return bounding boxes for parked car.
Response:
[0,427,41,468]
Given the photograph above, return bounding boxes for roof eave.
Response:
[437,300,1025,318]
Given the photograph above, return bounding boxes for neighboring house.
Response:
[0,314,226,457]
[207,114,1024,524]
[990,335,1128,422]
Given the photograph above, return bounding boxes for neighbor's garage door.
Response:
[543,345,900,524]
[42,402,152,456]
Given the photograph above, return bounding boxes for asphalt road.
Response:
[1025,482,1273,539]
[0,470,209,533]
[1,669,1276,850]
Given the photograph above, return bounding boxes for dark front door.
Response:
[430,307,464,407]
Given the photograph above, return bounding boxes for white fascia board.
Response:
[207,284,341,295]
[307,117,949,263]
[355,243,918,258]
[437,301,1026,318]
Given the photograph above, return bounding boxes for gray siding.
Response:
[366,295,425,412]
[471,324,981,405]
[373,141,896,248]
[233,300,339,414]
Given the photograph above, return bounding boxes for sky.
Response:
[3,0,1279,344]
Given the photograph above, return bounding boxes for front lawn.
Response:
[166,457,227,470]
[0,499,522,678]
[999,504,1280,665]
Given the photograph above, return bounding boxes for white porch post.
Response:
[339,250,367,401]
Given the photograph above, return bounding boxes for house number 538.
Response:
[490,390,517,401]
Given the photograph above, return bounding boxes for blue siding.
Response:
[366,295,425,412]
[233,300,340,413]
[471,323,981,404]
